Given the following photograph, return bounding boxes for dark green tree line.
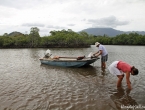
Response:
[0,27,145,48]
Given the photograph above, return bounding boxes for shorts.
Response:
[101,54,108,62]
[108,61,124,75]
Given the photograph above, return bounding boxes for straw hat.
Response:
[95,42,100,46]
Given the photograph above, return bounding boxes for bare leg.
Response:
[117,75,124,87]
[101,62,106,69]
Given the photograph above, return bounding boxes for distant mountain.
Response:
[80,28,145,37]
[8,31,24,37]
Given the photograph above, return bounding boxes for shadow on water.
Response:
[110,87,138,110]
[40,64,98,76]
[39,64,109,88]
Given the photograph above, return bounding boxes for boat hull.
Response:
[39,58,99,67]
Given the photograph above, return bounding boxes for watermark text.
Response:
[121,105,145,110]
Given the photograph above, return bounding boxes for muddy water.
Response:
[0,45,145,110]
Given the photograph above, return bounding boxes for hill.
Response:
[8,31,24,37]
[80,28,145,37]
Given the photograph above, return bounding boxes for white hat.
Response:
[95,42,100,46]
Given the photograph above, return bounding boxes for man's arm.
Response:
[93,51,99,55]
[93,50,102,57]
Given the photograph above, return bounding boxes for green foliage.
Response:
[0,36,4,47]
[3,37,15,47]
[0,28,145,48]
[13,36,29,47]
[110,33,145,45]
[29,27,40,47]
[45,29,90,47]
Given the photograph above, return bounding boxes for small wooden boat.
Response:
[39,56,99,67]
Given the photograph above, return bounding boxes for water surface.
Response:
[0,45,145,110]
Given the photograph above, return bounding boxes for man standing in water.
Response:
[93,42,108,69]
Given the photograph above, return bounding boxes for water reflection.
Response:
[110,87,138,110]
[0,46,145,110]
[40,64,98,76]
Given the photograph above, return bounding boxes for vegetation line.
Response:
[0,27,145,48]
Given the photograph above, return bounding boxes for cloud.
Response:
[22,23,45,27]
[47,25,66,29]
[67,24,75,26]
[0,0,145,36]
[88,16,129,28]
[0,0,73,9]
[0,0,47,9]
[0,7,17,19]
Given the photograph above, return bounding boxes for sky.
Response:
[0,0,145,36]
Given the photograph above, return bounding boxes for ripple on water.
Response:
[0,47,145,110]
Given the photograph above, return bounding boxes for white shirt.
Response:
[98,44,108,56]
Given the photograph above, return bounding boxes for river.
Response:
[0,45,145,110]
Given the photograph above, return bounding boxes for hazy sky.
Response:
[0,0,145,36]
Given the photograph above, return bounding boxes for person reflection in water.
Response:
[108,61,138,89]
[110,87,138,110]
